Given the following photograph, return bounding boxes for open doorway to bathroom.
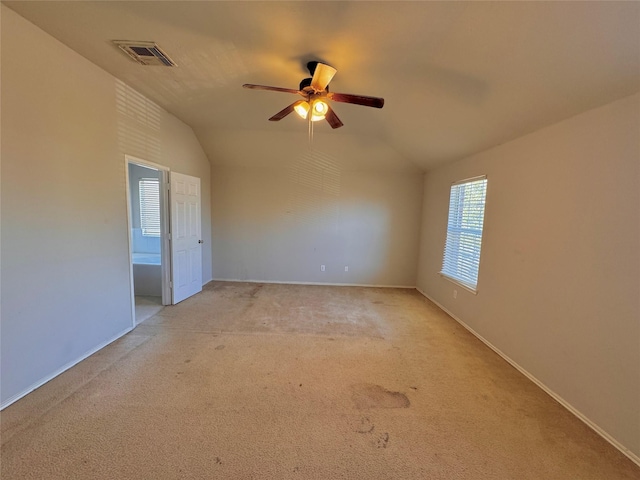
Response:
[125,156,170,325]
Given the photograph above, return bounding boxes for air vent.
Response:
[113,41,177,67]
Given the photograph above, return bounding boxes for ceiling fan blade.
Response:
[243,84,302,95]
[325,106,344,129]
[268,101,302,121]
[328,92,384,109]
[310,63,337,92]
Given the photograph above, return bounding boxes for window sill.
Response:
[439,272,478,295]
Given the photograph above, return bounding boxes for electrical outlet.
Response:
[344,266,349,272]
[453,289,458,299]
[321,265,325,272]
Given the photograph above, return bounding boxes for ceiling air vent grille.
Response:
[113,41,177,67]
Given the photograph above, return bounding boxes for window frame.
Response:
[139,177,161,237]
[439,175,488,294]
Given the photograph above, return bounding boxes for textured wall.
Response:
[1,6,211,406]
[417,93,640,459]
[211,162,424,287]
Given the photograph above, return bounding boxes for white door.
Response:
[170,172,202,304]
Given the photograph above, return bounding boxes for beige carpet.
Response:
[135,295,164,324]
[2,282,638,479]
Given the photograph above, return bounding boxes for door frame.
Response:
[124,155,171,326]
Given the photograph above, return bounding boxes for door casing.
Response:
[124,155,171,326]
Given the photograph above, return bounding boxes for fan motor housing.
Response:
[299,77,329,92]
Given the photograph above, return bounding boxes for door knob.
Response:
[198,240,203,244]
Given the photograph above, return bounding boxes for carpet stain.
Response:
[244,285,263,298]
[355,415,375,434]
[351,383,410,410]
[375,432,390,449]
[215,345,225,350]
[373,301,397,306]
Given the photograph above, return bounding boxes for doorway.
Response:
[125,156,171,325]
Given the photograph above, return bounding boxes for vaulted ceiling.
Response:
[4,1,639,172]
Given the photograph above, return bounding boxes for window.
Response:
[440,176,488,292]
[139,178,160,237]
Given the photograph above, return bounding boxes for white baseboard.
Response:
[211,278,415,289]
[415,287,640,467]
[0,326,134,410]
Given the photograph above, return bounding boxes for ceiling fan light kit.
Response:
[294,98,329,121]
[243,61,384,129]
[293,101,310,119]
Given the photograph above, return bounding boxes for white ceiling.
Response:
[4,1,639,171]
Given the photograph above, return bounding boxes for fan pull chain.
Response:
[308,113,314,147]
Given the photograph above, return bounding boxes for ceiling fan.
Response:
[243,61,384,129]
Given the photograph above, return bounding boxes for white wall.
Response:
[417,93,640,459]
[0,6,211,406]
[211,160,423,287]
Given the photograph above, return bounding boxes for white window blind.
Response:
[139,178,160,237]
[440,176,488,291]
